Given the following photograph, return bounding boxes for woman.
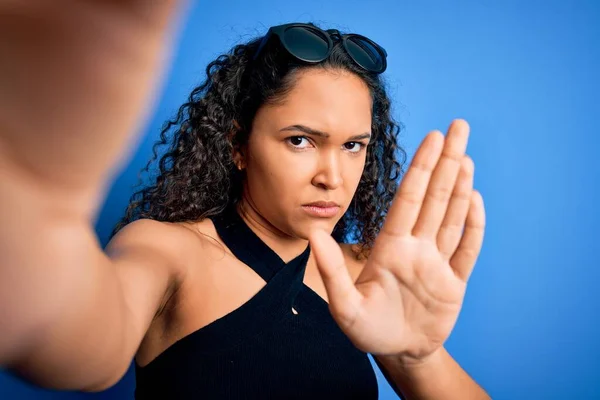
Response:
[0,2,489,399]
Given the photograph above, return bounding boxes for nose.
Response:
[311,150,343,190]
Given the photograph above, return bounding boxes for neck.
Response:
[236,196,309,264]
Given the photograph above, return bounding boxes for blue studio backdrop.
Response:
[1,0,599,399]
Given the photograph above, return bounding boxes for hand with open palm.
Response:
[310,119,485,365]
[0,0,181,202]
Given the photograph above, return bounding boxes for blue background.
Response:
[1,0,599,398]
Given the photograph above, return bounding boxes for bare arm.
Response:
[0,0,186,390]
[375,348,491,400]
[2,173,187,391]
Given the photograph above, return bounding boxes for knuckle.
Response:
[452,188,472,202]
[439,223,463,236]
[458,247,479,261]
[442,149,463,163]
[410,159,431,173]
[399,190,423,206]
[427,185,453,203]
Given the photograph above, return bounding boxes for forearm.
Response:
[0,172,130,389]
[375,347,490,400]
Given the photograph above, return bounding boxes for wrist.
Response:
[376,347,491,400]
[378,347,446,377]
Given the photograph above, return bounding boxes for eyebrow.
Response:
[279,124,372,141]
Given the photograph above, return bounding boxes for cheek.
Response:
[247,143,313,197]
[258,141,314,173]
[344,155,367,186]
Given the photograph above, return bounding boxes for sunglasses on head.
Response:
[253,23,388,74]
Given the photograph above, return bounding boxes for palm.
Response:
[350,234,464,358]
[0,1,180,192]
[310,119,486,362]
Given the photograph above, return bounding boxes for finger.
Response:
[308,229,363,330]
[381,131,444,237]
[413,119,470,238]
[449,190,486,282]
[437,155,474,260]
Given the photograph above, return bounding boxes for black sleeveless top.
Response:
[134,206,379,399]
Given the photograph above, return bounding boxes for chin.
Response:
[293,216,338,239]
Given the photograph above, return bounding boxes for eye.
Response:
[344,142,366,153]
[286,136,312,149]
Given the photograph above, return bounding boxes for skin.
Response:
[234,68,373,263]
[1,1,489,396]
[135,68,374,365]
[149,67,490,399]
[310,123,483,359]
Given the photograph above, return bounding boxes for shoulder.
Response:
[106,219,198,289]
[108,219,198,260]
[107,218,219,288]
[107,219,186,258]
[107,217,223,316]
[112,217,222,253]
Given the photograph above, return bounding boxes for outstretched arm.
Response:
[1,0,186,390]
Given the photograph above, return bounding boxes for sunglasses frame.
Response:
[254,23,388,74]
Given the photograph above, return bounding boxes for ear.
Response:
[233,150,246,170]
[229,120,246,170]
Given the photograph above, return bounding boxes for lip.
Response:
[304,201,340,208]
[302,201,341,218]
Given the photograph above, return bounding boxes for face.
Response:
[239,68,373,240]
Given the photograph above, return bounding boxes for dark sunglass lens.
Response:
[346,36,384,72]
[283,27,329,62]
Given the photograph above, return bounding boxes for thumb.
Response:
[309,229,363,330]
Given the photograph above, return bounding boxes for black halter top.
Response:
[134,206,379,399]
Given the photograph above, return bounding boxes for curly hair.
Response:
[111,24,406,258]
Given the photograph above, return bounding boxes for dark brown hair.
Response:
[111,24,406,258]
